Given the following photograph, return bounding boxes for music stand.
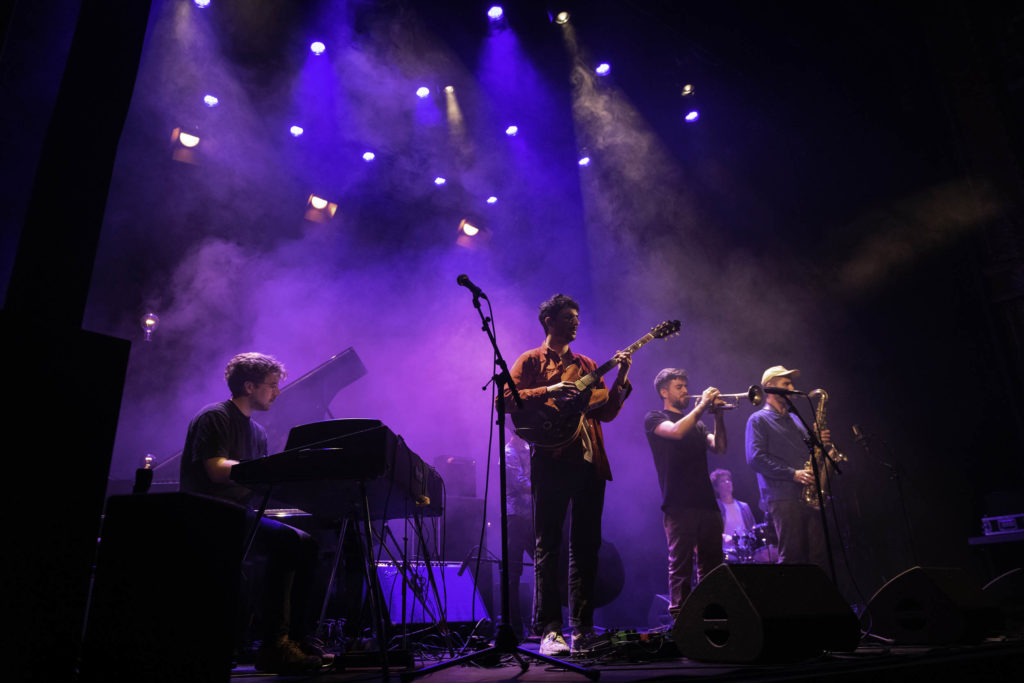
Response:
[402,286,598,681]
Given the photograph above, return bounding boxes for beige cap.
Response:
[761,365,800,386]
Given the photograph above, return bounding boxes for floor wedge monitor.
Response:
[862,566,1003,644]
[673,563,860,663]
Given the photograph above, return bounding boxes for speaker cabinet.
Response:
[862,566,1003,644]
[673,563,859,663]
[79,493,245,682]
[376,562,489,626]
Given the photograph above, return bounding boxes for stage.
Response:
[227,635,1024,681]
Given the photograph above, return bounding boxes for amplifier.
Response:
[982,513,1024,536]
[376,561,489,625]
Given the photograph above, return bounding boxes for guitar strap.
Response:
[579,418,594,464]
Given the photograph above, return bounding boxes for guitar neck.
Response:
[575,332,656,389]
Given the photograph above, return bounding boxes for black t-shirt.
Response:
[644,409,716,512]
[179,400,267,505]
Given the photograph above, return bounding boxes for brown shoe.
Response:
[254,636,322,674]
[299,636,336,666]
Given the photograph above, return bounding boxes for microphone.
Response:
[852,424,868,445]
[763,386,806,396]
[456,274,488,300]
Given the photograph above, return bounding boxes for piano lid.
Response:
[152,347,367,473]
[260,348,368,454]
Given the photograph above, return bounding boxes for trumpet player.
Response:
[745,366,832,568]
[643,368,728,619]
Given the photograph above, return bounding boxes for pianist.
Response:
[180,352,329,674]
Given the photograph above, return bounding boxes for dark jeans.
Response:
[507,513,534,637]
[531,454,606,636]
[663,507,723,616]
[248,513,319,643]
[766,498,828,568]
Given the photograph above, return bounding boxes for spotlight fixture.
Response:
[171,127,201,163]
[681,83,694,96]
[194,0,211,8]
[595,63,611,76]
[203,94,219,107]
[434,176,447,186]
[554,11,570,24]
[457,218,489,248]
[289,125,304,137]
[362,151,376,162]
[505,125,519,136]
[486,196,498,204]
[416,86,431,99]
[684,110,700,123]
[487,6,504,21]
[140,312,160,341]
[176,131,200,148]
[310,41,326,55]
[578,156,591,167]
[304,193,338,222]
[444,85,455,94]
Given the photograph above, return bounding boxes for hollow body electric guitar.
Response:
[512,320,681,448]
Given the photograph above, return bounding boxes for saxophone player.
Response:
[744,366,832,567]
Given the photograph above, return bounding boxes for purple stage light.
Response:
[310,41,326,55]
[362,151,376,162]
[194,0,211,8]
[505,125,518,136]
[595,63,611,76]
[685,110,700,122]
[416,86,431,99]
[578,156,591,167]
[434,177,447,186]
[203,94,219,107]
[487,6,504,21]
[289,125,304,137]
[486,196,498,204]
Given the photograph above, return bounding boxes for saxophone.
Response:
[802,388,847,509]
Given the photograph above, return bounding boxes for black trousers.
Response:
[248,513,319,643]
[506,513,534,637]
[531,454,606,636]
[662,507,723,616]
[766,498,828,568]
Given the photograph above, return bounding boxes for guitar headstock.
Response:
[652,320,681,339]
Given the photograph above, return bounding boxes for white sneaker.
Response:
[538,631,570,656]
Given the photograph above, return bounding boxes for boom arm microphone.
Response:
[762,386,806,396]
[456,274,488,300]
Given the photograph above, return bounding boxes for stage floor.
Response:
[228,634,1024,682]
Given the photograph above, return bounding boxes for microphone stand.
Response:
[402,288,598,681]
[781,395,840,586]
[854,426,918,567]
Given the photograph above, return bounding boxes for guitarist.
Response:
[505,294,632,656]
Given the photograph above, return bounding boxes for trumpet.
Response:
[703,385,765,411]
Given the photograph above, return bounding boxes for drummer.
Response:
[710,469,757,555]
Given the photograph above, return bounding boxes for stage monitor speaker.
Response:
[79,493,245,683]
[862,566,1003,644]
[673,563,860,663]
[376,562,489,626]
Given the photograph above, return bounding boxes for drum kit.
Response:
[723,522,779,564]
